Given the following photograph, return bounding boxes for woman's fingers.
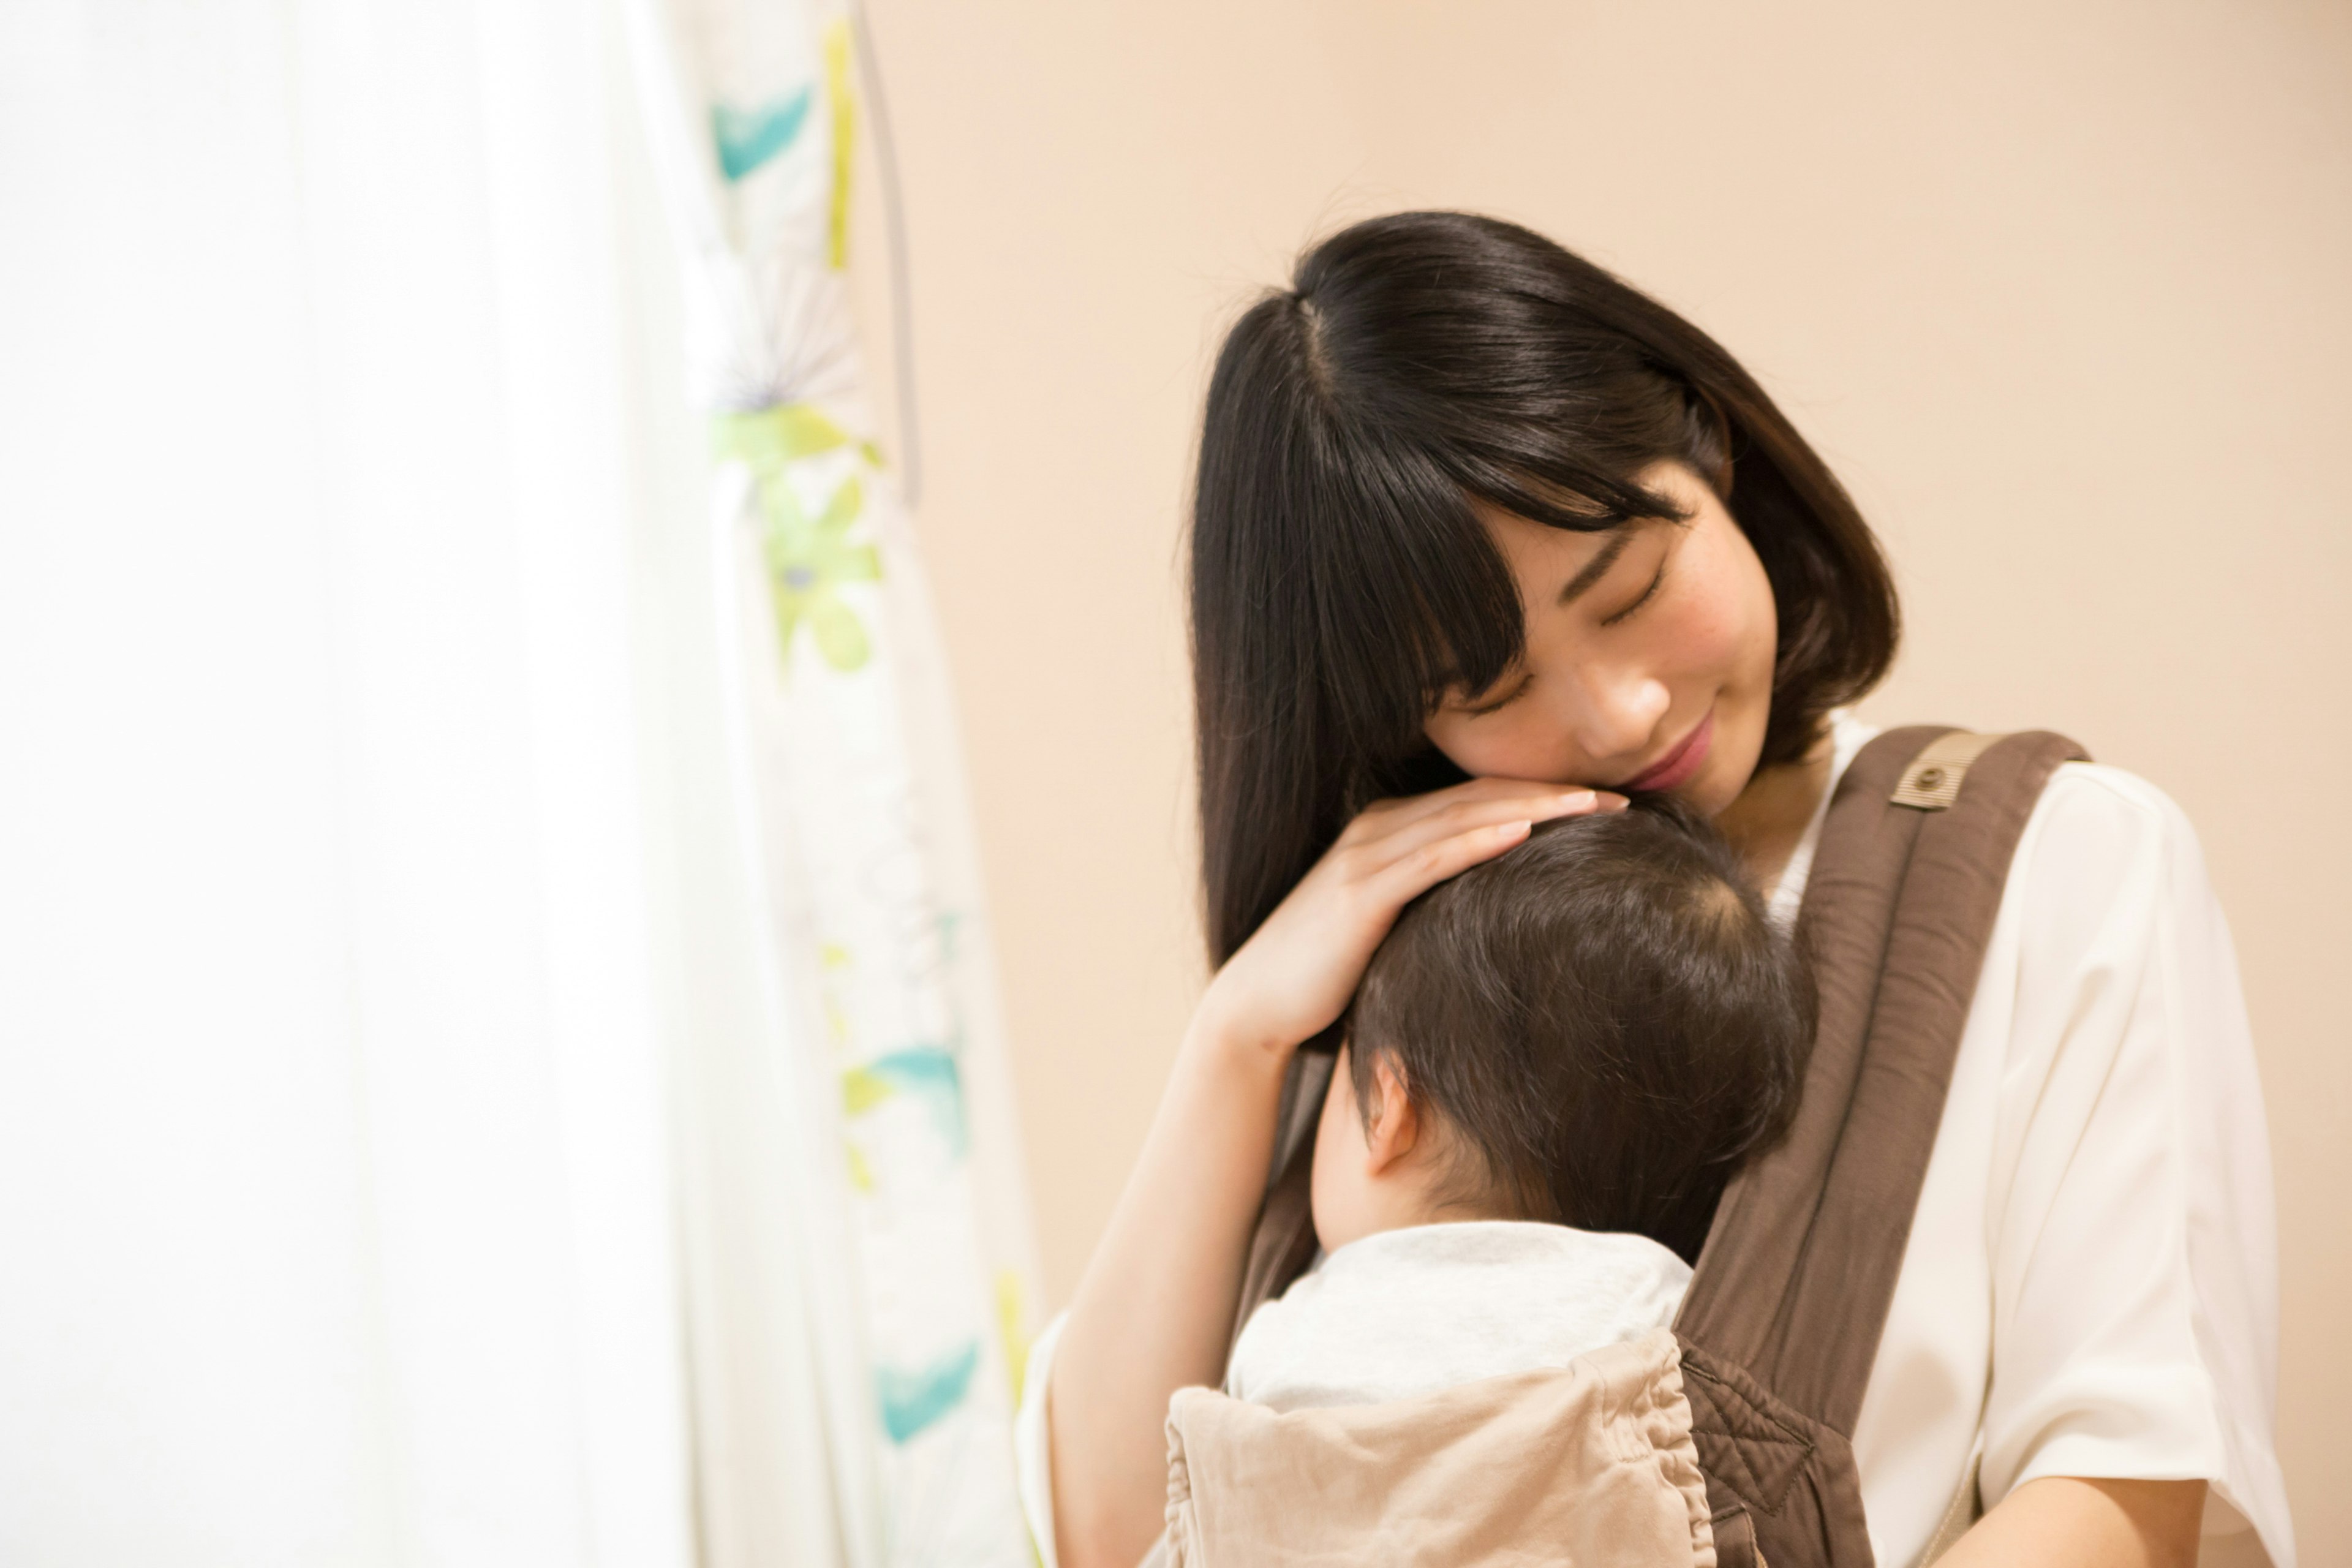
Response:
[1352,786,1621,870]
[1338,774,1560,843]
[1195,777,1629,1060]
[1347,785,1627,909]
[1362,818,1537,907]
[1349,774,1624,839]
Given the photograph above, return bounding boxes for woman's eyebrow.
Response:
[1555,526,1637,606]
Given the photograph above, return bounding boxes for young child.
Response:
[1224,795,1813,1414]
[1158,799,1812,1565]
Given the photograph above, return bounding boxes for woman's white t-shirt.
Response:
[1014,715,2294,1568]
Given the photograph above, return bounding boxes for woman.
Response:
[1018,213,2290,1568]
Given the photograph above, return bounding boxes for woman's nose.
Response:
[1566,669,1672,769]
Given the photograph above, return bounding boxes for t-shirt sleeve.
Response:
[1012,1308,1069,1568]
[1978,766,2293,1566]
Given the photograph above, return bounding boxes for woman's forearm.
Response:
[1047,1019,1292,1568]
[1938,1477,2206,1568]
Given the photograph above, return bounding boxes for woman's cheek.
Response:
[1668,529,1775,701]
[1658,583,1748,691]
[1668,525,1780,810]
[1439,713,1571,785]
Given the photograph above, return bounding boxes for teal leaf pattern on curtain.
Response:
[878,1341,981,1444]
[842,1046,969,1159]
[710,87,812,181]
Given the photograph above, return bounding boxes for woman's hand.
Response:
[1196,778,1626,1061]
[1047,777,1620,1568]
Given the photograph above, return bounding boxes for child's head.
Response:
[1310,797,1812,1263]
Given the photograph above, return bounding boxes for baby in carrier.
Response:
[1160,799,1813,1566]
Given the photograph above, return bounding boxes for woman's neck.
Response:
[1716,733,1836,901]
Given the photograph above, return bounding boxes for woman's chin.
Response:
[1683,703,1771,814]
[1676,769,1744,818]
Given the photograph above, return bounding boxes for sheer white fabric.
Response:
[1014,717,2291,1568]
[4,4,687,1564]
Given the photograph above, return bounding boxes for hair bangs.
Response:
[1295,418,1525,765]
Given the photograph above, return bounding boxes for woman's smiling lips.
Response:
[1616,710,1716,794]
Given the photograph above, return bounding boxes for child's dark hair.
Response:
[1344,796,1812,1263]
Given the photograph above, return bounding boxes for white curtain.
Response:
[0,3,696,1563]
[0,2,1032,1565]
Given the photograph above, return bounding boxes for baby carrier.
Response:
[1225,726,2088,1568]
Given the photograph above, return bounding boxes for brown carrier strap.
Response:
[1673,726,2087,1568]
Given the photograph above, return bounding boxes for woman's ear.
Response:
[1360,1054,1422,1175]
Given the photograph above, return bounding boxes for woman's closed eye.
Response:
[1598,554,1670,628]
[1599,536,1675,630]
[1458,671,1533,718]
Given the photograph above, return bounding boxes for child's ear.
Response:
[1361,1054,1422,1175]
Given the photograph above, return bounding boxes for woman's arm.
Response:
[1047,780,1619,1568]
[1043,1018,1286,1568]
[1941,1478,2206,1568]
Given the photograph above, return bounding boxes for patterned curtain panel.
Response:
[623,2,1041,1562]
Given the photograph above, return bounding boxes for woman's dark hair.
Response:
[1191,211,1899,963]
[1345,797,1812,1263]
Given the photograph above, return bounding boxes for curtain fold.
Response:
[621,1,1042,1564]
[2,0,705,1561]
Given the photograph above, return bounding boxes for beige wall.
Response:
[854,0,2351,1544]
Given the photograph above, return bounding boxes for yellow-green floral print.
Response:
[714,403,884,673]
[762,472,879,671]
[715,400,852,469]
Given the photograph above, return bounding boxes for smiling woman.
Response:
[1030,211,2290,1568]
[1188,213,1897,968]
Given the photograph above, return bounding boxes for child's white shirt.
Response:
[1224,1220,1691,1412]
